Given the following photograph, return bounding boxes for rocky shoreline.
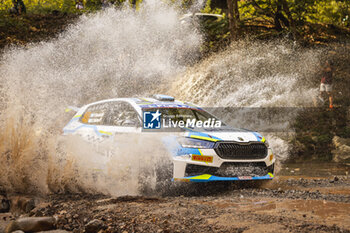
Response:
[1,175,349,233]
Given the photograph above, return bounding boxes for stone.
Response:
[332,136,350,162]
[0,195,10,213]
[85,219,105,233]
[5,217,55,233]
[37,230,71,233]
[9,196,37,213]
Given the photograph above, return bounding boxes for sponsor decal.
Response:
[191,155,213,163]
[143,110,162,129]
[238,176,253,180]
[81,112,91,123]
[174,178,190,182]
[143,110,222,129]
[163,118,221,128]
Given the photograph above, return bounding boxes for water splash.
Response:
[168,41,321,107]
[0,3,202,127]
[0,2,326,195]
[0,1,201,195]
[166,40,324,160]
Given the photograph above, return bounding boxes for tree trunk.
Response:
[233,0,239,22]
[274,0,289,31]
[280,0,297,40]
[131,0,136,9]
[226,0,239,40]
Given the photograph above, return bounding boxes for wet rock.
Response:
[332,136,350,162]
[0,195,10,213]
[84,219,105,233]
[30,202,52,217]
[9,196,38,213]
[37,230,71,233]
[5,217,55,233]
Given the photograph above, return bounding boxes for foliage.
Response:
[0,0,77,13]
[238,0,350,27]
[0,0,145,14]
[309,0,350,26]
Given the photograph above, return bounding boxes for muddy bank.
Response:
[0,175,349,233]
[0,13,78,51]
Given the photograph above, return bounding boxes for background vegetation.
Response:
[0,0,349,161]
[0,0,349,24]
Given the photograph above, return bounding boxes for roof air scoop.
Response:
[152,94,175,102]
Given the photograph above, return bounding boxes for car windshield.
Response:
[144,108,224,126]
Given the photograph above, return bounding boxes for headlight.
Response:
[264,138,269,148]
[177,137,215,149]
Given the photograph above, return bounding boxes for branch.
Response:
[248,0,274,18]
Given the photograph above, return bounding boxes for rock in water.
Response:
[0,195,10,213]
[37,230,71,233]
[332,136,350,162]
[9,196,37,213]
[5,217,55,233]
[85,219,105,233]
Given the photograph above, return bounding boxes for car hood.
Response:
[184,126,264,143]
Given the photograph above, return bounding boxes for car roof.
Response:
[82,97,202,114]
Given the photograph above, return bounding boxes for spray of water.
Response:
[0,1,201,195]
[0,1,326,195]
[166,40,324,161]
[168,41,322,107]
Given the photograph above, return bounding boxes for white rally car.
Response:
[63,94,275,182]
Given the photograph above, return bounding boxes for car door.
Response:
[97,101,142,158]
[78,100,142,157]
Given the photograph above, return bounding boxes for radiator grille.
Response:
[214,142,267,160]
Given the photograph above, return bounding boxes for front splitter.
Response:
[173,173,274,182]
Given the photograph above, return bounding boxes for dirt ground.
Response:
[1,172,349,233]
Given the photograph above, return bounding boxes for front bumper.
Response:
[172,146,275,182]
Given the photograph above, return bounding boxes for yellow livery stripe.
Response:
[189,174,212,180]
[190,135,219,142]
[98,130,113,136]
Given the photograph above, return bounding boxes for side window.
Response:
[80,102,111,125]
[194,110,208,122]
[103,101,140,127]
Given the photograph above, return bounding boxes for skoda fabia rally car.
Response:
[63,94,275,183]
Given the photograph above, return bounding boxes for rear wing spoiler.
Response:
[65,106,80,113]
